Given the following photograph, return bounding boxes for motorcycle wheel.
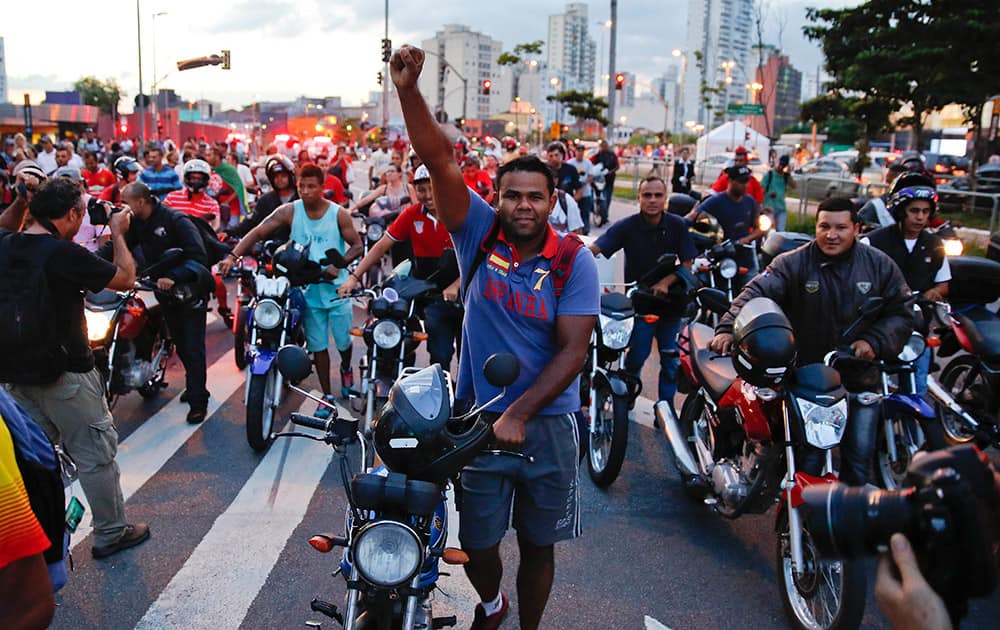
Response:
[587,386,629,487]
[937,356,985,445]
[776,511,866,630]
[874,416,920,490]
[246,370,277,452]
[233,309,250,370]
[138,327,172,399]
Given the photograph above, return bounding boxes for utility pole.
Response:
[382,0,389,134]
[605,0,618,140]
[136,0,145,145]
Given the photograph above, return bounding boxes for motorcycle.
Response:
[666,289,867,630]
[271,344,523,630]
[351,198,401,289]
[85,249,183,406]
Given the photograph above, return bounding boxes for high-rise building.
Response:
[547,2,597,93]
[0,38,7,104]
[748,47,803,137]
[418,24,503,122]
[683,0,754,127]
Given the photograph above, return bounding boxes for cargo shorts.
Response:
[458,412,581,550]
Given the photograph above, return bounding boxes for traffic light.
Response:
[381,38,392,63]
[481,79,492,95]
[222,49,231,70]
[615,73,625,90]
[376,71,383,86]
[119,120,128,135]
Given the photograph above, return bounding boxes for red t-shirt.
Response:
[81,168,116,194]
[463,170,494,201]
[388,204,454,280]
[323,174,348,204]
[711,172,765,204]
[164,189,222,229]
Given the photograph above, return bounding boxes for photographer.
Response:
[0,177,150,559]
[97,183,213,424]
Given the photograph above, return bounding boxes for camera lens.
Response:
[800,484,916,558]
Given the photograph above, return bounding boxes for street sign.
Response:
[727,103,764,116]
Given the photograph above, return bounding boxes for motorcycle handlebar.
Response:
[290,412,335,433]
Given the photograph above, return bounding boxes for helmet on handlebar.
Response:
[732,297,797,387]
[264,154,296,190]
[182,159,212,193]
[668,193,698,216]
[373,364,493,483]
[273,240,322,285]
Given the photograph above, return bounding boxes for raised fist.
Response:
[390,45,425,90]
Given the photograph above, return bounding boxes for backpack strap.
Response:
[550,232,585,297]
[461,216,501,300]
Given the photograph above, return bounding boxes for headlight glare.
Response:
[254,299,284,330]
[898,333,927,362]
[599,314,634,350]
[85,310,115,343]
[373,320,402,349]
[798,397,848,449]
[368,223,384,242]
[719,257,738,279]
[354,521,422,587]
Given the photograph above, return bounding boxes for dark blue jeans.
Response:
[423,300,463,373]
[163,304,208,409]
[578,195,594,235]
[624,316,681,403]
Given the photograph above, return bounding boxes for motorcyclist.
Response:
[863,175,948,396]
[98,157,141,205]
[337,165,463,371]
[226,155,298,242]
[858,160,907,229]
[709,196,913,486]
[98,182,214,424]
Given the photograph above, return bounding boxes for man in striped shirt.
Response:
[139,146,181,200]
[165,159,221,230]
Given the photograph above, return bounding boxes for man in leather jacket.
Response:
[98,182,213,423]
[226,155,297,242]
[710,197,913,486]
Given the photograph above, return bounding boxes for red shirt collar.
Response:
[495,222,560,263]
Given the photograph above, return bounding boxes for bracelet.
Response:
[350,271,361,282]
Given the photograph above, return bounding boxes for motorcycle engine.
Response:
[711,460,748,508]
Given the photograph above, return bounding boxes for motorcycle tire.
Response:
[587,386,629,487]
[246,371,277,452]
[234,309,250,371]
[776,511,866,630]
[137,330,172,399]
[874,416,921,490]
[937,355,987,445]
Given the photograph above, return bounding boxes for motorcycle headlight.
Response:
[354,521,422,587]
[372,320,402,349]
[368,223,384,242]
[758,213,773,232]
[719,257,738,279]
[898,333,927,362]
[797,397,848,449]
[85,310,115,343]
[942,238,963,257]
[599,314,634,350]
[254,299,284,330]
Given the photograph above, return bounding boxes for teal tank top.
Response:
[289,199,347,308]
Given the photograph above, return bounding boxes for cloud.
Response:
[205,0,300,36]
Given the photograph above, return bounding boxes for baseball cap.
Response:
[413,164,430,182]
[39,135,53,144]
[733,146,748,155]
[726,165,752,181]
[54,166,83,183]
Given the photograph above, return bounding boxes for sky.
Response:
[2,0,854,112]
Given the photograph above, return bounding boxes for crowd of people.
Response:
[0,44,997,630]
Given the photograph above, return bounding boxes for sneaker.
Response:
[470,594,509,630]
[187,406,207,424]
[315,394,338,420]
[92,523,151,559]
[340,368,354,399]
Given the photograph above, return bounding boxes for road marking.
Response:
[134,396,341,630]
[69,354,246,550]
[644,615,673,630]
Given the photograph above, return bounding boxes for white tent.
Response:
[695,121,771,162]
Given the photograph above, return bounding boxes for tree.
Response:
[799,93,895,174]
[692,51,724,126]
[546,91,609,126]
[497,40,544,102]
[73,76,123,115]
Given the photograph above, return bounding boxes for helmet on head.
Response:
[264,155,296,190]
[502,136,518,151]
[182,159,212,193]
[899,151,925,173]
[731,297,797,388]
[113,156,140,179]
[887,185,938,222]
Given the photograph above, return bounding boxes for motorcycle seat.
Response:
[85,289,125,311]
[955,309,1000,360]
[688,322,716,351]
[600,292,634,319]
[691,349,738,401]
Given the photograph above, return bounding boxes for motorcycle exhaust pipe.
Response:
[654,400,700,477]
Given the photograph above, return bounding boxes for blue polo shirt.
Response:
[697,192,759,240]
[140,165,182,200]
[452,191,599,414]
[594,211,697,283]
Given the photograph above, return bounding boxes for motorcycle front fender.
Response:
[775,470,839,531]
[882,393,936,420]
[249,347,278,375]
[374,376,394,399]
[592,368,629,398]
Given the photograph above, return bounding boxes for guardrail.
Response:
[937,187,1000,234]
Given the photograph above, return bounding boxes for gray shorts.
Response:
[458,412,580,550]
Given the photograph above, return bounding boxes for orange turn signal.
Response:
[309,535,335,553]
[643,314,660,323]
[738,267,748,275]
[927,336,941,348]
[411,332,429,342]
[442,548,470,565]
[349,327,364,337]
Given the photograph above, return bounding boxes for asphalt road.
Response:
[49,198,1000,629]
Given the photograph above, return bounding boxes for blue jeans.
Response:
[423,300,463,372]
[624,316,681,403]
[601,179,615,217]
[913,346,931,397]
[578,195,593,234]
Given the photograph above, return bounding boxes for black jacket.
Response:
[672,160,694,193]
[98,201,207,282]
[865,225,944,294]
[227,190,297,240]
[717,241,913,364]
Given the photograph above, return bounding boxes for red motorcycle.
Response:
[661,289,866,630]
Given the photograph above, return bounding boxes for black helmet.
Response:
[667,193,698,216]
[732,297,796,387]
[160,260,215,308]
[373,364,493,483]
[273,240,322,285]
[113,156,140,179]
[887,184,938,222]
[264,154,296,189]
[898,151,925,173]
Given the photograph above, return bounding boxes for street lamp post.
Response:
[136,0,145,145]
[549,76,561,128]
[605,0,618,140]
[151,11,167,138]
[423,49,468,123]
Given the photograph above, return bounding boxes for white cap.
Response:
[413,164,430,182]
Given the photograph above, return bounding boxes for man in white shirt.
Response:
[368,138,392,188]
[567,144,595,234]
[35,136,58,175]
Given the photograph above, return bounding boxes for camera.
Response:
[800,445,1000,624]
[87,197,124,226]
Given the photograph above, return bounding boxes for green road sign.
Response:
[727,103,764,115]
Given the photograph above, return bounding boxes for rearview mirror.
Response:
[483,353,520,388]
[696,287,731,315]
[276,345,313,383]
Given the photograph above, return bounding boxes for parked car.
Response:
[825,150,897,186]
[695,152,765,187]
[923,152,972,185]
[791,157,863,199]
[938,163,1000,213]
